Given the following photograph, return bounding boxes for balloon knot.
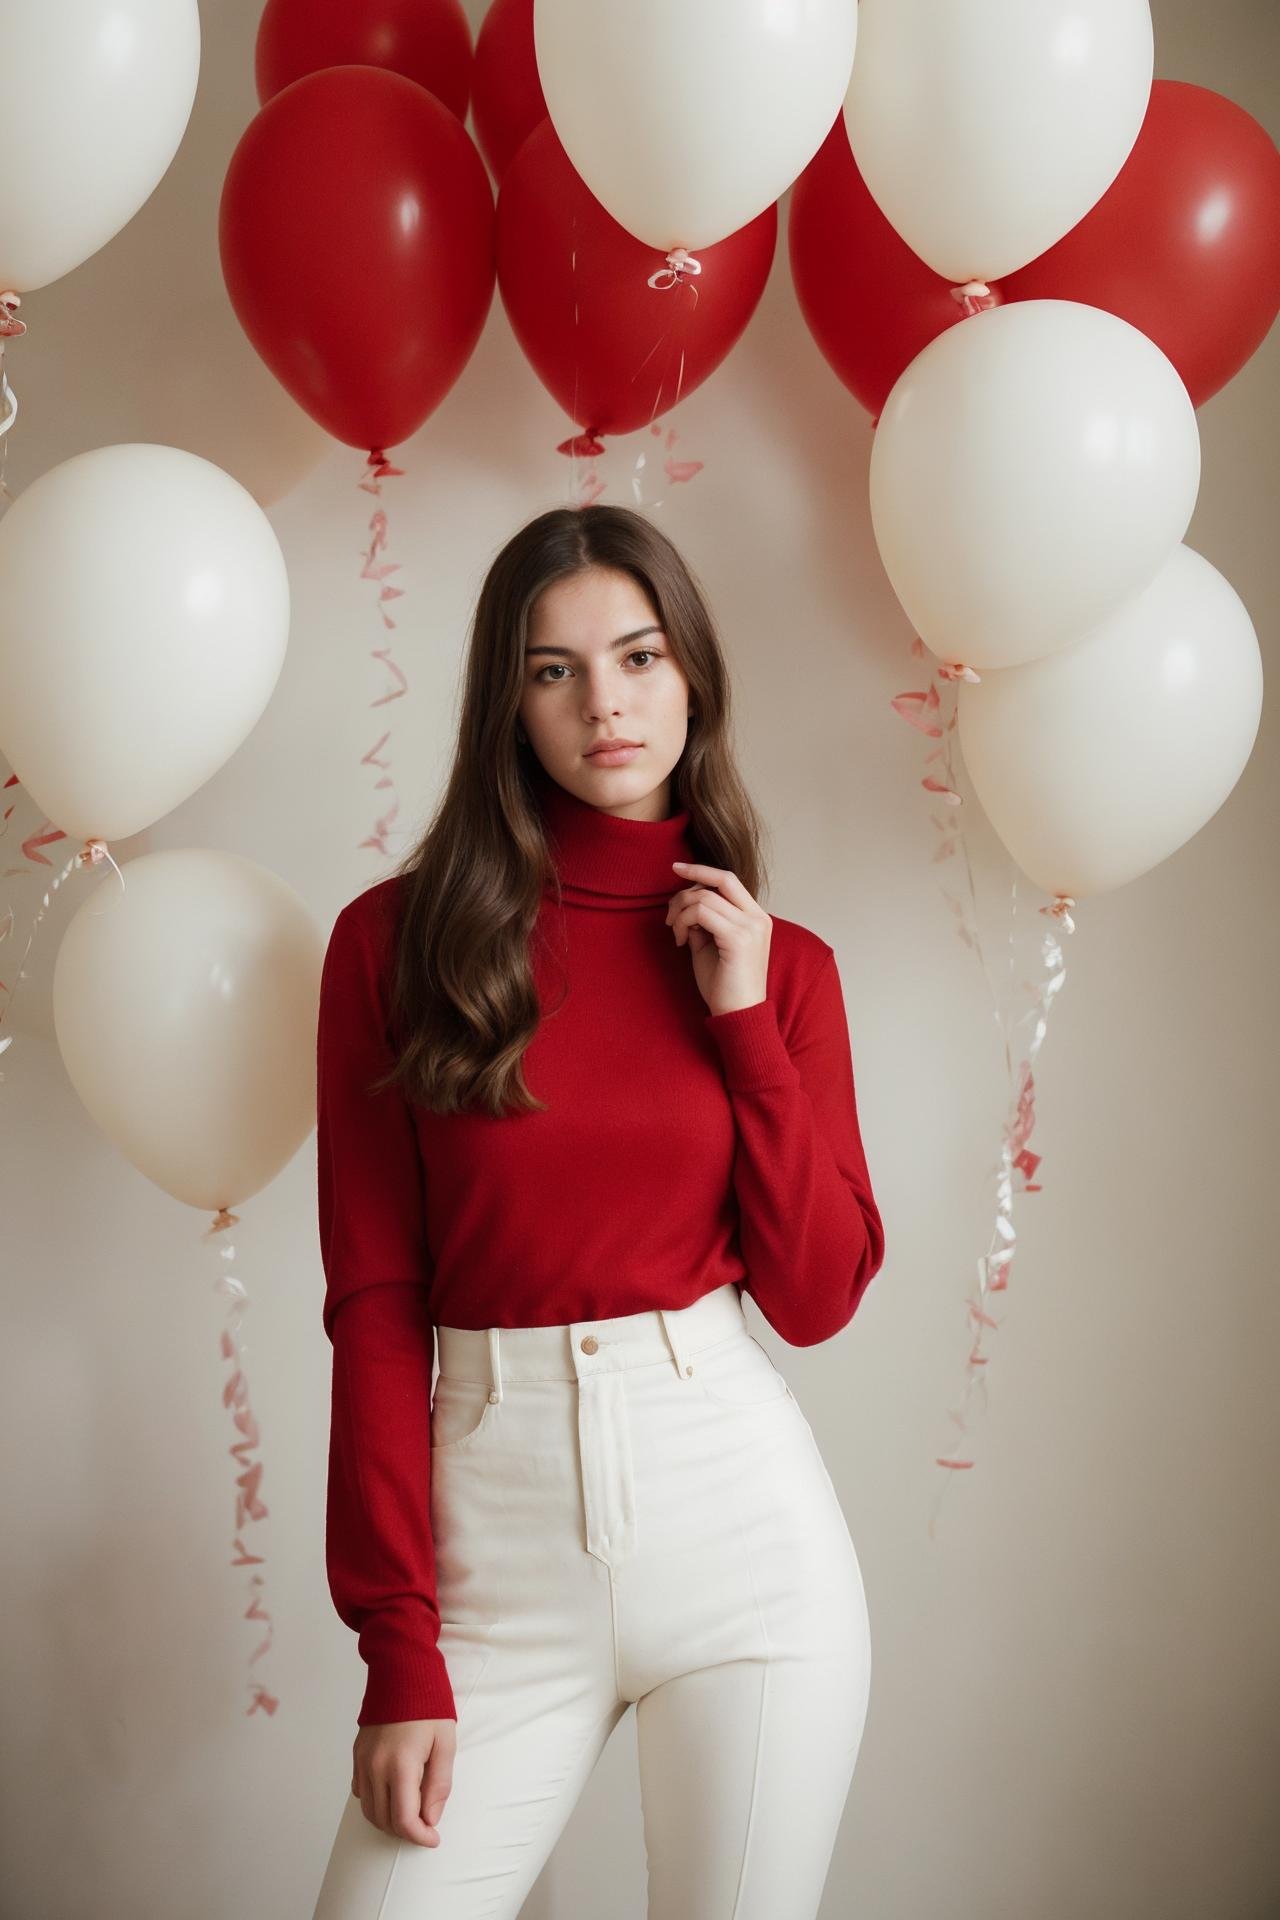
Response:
[950,279,998,319]
[0,292,27,339]
[937,661,982,684]
[647,247,702,291]
[556,429,606,457]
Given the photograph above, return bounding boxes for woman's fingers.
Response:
[352,1725,455,1848]
[421,1736,455,1838]
[388,1756,437,1846]
[670,860,765,916]
[669,893,739,947]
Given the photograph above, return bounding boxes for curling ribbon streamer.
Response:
[890,640,1075,1529]
[356,450,408,861]
[0,290,26,506]
[0,835,125,1075]
[203,1206,279,1718]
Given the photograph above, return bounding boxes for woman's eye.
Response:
[534,649,664,684]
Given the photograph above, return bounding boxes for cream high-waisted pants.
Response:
[313,1280,872,1919]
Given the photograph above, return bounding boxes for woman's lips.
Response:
[585,745,642,766]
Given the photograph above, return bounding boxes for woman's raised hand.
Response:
[666,860,772,1016]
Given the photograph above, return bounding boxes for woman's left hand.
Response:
[666,860,772,1017]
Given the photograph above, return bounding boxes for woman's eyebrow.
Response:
[525,624,664,660]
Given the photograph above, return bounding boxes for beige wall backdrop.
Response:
[2,2,1277,1915]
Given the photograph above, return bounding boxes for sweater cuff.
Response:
[705,997,799,1092]
[356,1634,458,1727]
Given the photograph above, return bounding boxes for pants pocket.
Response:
[692,1330,794,1409]
[431,1373,502,1452]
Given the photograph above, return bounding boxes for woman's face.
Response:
[519,566,692,821]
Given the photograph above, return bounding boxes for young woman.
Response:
[312,504,886,1919]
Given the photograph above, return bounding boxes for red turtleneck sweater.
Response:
[316,771,885,1725]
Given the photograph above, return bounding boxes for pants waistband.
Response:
[435,1281,748,1398]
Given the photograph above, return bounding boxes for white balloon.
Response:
[0,443,290,844]
[956,544,1263,899]
[845,0,1153,283]
[0,0,200,292]
[869,300,1200,669]
[53,849,325,1210]
[534,0,857,250]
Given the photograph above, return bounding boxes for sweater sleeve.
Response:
[704,944,885,1346]
[316,898,457,1725]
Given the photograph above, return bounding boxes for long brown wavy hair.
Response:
[372,503,770,1118]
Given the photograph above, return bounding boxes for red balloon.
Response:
[497,119,776,443]
[472,0,545,182]
[1002,80,1280,407]
[792,84,1280,423]
[255,0,473,122]
[219,66,494,455]
[789,114,963,420]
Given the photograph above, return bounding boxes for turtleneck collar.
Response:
[531,760,696,906]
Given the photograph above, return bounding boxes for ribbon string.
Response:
[0,290,26,506]
[355,449,409,860]
[890,633,1076,1527]
[0,836,125,1072]
[204,1208,279,1717]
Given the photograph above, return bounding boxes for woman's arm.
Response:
[704,943,885,1347]
[317,891,456,1725]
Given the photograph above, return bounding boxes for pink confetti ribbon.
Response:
[203,1206,280,1718]
[355,449,409,861]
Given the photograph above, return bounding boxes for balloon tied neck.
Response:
[937,661,982,684]
[210,1206,241,1233]
[1041,894,1077,932]
[76,837,110,867]
[365,448,404,478]
[557,428,606,458]
[647,247,702,292]
[0,292,27,339]
[951,280,997,318]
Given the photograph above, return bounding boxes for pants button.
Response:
[580,1334,599,1353]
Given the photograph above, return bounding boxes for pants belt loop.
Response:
[487,1326,503,1403]
[658,1305,692,1381]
